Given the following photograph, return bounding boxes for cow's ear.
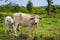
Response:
[30,17,34,20]
[38,15,42,20]
[39,17,42,20]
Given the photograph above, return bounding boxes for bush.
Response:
[32,7,46,15]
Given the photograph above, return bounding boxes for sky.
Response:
[0,0,60,7]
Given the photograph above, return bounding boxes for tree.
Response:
[13,4,20,12]
[47,0,52,16]
[27,0,33,12]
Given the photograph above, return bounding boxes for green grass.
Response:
[0,12,60,40]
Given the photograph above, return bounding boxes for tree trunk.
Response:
[47,0,51,16]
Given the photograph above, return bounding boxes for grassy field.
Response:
[0,12,60,40]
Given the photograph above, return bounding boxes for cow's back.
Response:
[14,13,31,26]
[20,13,31,26]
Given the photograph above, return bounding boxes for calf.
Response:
[5,16,14,33]
[13,12,42,36]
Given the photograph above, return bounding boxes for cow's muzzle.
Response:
[34,23,37,25]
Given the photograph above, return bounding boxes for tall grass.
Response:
[0,12,60,40]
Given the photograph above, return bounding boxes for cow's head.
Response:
[30,14,42,25]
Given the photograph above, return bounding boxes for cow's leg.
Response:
[13,27,17,36]
[13,22,18,36]
[34,24,38,37]
[10,25,13,33]
[29,24,32,37]
[17,24,20,32]
[4,23,8,33]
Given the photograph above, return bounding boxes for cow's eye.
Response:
[30,18,34,20]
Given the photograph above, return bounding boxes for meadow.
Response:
[0,12,60,40]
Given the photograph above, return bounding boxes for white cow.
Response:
[5,16,14,33]
[13,12,42,36]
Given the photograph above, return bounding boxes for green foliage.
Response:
[32,7,46,14]
[45,5,60,15]
[20,6,29,13]
[55,5,60,13]
[0,2,20,12]
[51,5,56,12]
[13,4,20,12]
